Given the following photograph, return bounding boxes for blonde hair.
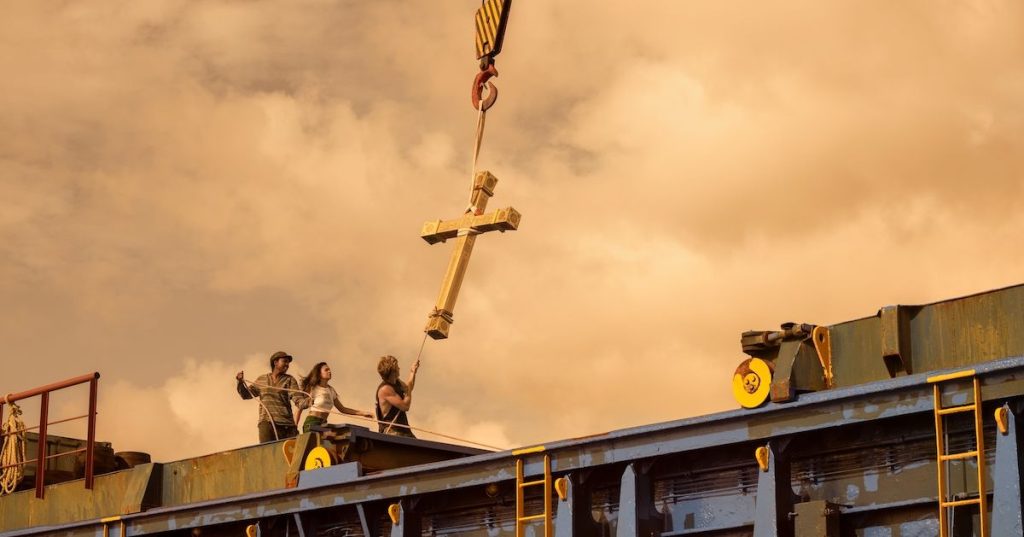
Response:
[377,355,399,381]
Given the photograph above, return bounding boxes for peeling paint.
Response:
[846,484,860,502]
[864,470,879,492]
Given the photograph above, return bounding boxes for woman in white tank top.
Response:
[296,362,374,433]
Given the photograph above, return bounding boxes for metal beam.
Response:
[615,463,661,537]
[389,500,420,537]
[356,503,372,537]
[992,403,1023,536]
[554,473,597,537]
[753,441,792,537]
[10,358,1024,537]
[291,513,306,537]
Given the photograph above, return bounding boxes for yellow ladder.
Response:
[514,446,552,537]
[100,517,125,537]
[929,369,987,537]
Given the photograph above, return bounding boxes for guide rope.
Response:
[239,379,283,442]
[240,370,503,451]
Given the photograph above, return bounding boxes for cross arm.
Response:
[420,207,521,245]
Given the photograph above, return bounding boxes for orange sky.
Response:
[2,1,1023,460]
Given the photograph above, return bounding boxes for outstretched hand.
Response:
[407,359,421,392]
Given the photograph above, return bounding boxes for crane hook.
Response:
[471,64,499,111]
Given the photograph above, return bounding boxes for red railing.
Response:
[0,372,100,499]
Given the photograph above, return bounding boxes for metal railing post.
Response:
[86,377,98,489]
[3,372,101,497]
[35,392,49,499]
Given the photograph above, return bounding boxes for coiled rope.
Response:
[0,397,27,495]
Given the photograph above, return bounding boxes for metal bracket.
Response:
[753,441,794,537]
[880,305,916,377]
[992,403,1023,536]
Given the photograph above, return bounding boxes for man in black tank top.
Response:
[375,355,419,438]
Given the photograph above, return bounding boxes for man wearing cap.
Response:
[236,351,303,443]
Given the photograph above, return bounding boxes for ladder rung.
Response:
[939,450,979,461]
[519,479,546,488]
[928,369,976,383]
[518,514,546,522]
[941,497,982,508]
[937,404,976,415]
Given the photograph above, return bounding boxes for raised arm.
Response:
[378,384,413,412]
[405,360,420,392]
[236,371,257,399]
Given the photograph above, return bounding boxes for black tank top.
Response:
[376,381,415,438]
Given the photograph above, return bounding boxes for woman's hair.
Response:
[377,355,399,381]
[302,361,329,392]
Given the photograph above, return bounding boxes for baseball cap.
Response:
[269,351,293,369]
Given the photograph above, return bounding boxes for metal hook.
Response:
[471,64,499,111]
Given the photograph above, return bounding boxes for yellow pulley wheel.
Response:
[732,358,772,409]
[304,446,332,470]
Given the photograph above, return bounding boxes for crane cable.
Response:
[0,397,27,495]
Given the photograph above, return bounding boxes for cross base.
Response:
[425,310,454,340]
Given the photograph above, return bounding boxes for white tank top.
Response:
[309,385,337,413]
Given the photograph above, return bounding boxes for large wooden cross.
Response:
[421,171,521,339]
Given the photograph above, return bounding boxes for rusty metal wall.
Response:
[7,357,1022,537]
[0,463,156,531]
[4,285,1024,536]
[159,442,290,508]
[830,284,1024,387]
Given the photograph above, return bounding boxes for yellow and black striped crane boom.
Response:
[474,0,512,62]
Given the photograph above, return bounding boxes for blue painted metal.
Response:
[753,441,792,537]
[615,463,661,537]
[660,493,753,535]
[6,357,1024,537]
[295,461,362,489]
[291,513,306,537]
[356,503,372,537]
[389,500,419,537]
[991,403,1023,536]
[554,473,597,536]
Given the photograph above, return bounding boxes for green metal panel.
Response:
[0,463,157,532]
[160,442,289,508]
[828,315,887,387]
[830,284,1024,388]
[908,285,1024,371]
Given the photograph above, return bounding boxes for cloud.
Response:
[92,356,267,460]
[2,1,1024,460]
